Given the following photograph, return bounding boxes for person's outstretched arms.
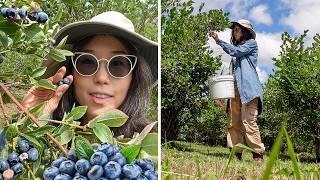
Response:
[22,66,73,115]
[209,32,257,58]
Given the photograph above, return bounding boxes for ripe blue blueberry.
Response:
[18,7,27,18]
[7,8,18,20]
[54,174,72,180]
[113,146,121,154]
[96,143,114,157]
[57,80,64,86]
[135,159,154,171]
[0,129,6,150]
[104,161,121,179]
[28,148,39,161]
[0,158,9,172]
[1,8,8,17]
[37,11,48,23]
[135,174,148,180]
[67,149,78,162]
[109,153,127,166]
[63,77,70,85]
[87,165,104,180]
[43,166,59,180]
[52,157,68,168]
[7,152,19,166]
[18,140,30,153]
[12,163,23,174]
[90,152,108,166]
[28,12,38,21]
[75,159,91,176]
[59,160,76,176]
[122,164,142,179]
[72,175,88,180]
[144,170,158,180]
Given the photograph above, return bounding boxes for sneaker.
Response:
[252,152,264,163]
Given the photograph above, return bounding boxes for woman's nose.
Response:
[93,62,111,84]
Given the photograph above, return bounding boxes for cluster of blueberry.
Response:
[0,6,48,23]
[44,143,158,180]
[56,77,70,86]
[0,140,39,179]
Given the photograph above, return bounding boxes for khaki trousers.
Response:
[227,85,265,153]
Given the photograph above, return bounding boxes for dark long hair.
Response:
[230,25,254,45]
[52,35,153,137]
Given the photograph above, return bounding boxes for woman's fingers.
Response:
[43,75,73,114]
[48,66,67,84]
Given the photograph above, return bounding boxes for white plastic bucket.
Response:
[208,75,235,99]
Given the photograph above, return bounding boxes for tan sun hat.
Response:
[230,19,256,39]
[43,11,158,82]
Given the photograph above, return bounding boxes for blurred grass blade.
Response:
[284,128,301,180]
[196,159,202,178]
[226,145,237,167]
[262,126,284,180]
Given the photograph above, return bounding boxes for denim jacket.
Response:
[216,38,263,115]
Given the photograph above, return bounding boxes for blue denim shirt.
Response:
[216,39,263,115]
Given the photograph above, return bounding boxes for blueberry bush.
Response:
[0,0,158,179]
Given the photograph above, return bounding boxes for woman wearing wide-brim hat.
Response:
[209,19,265,162]
[22,11,158,137]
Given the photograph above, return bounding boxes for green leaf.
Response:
[141,133,158,156]
[120,144,141,163]
[53,7,63,22]
[262,126,284,180]
[87,109,128,128]
[24,23,45,43]
[56,35,69,49]
[57,129,74,145]
[60,49,74,57]
[284,128,301,180]
[126,121,157,145]
[92,123,113,143]
[0,31,8,47]
[48,48,66,62]
[25,125,55,137]
[6,125,17,141]
[36,79,56,91]
[75,136,94,159]
[65,106,87,121]
[31,67,47,78]
[19,133,41,147]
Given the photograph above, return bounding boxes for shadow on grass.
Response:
[165,141,318,163]
[165,141,230,159]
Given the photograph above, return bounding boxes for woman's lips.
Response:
[90,93,112,104]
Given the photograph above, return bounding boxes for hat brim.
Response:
[43,21,158,83]
[230,22,256,39]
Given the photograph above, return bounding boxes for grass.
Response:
[162,141,320,179]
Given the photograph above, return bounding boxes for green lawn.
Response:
[162,141,320,179]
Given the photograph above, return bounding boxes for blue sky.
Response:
[190,0,320,83]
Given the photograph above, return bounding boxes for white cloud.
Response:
[249,4,273,25]
[280,0,320,36]
[256,67,269,83]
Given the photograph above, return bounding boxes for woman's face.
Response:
[233,25,242,42]
[72,35,133,122]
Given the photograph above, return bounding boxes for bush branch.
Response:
[0,83,68,156]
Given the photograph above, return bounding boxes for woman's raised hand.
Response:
[22,66,73,115]
[209,31,219,41]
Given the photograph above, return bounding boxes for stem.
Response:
[38,118,87,130]
[0,83,68,156]
[0,50,10,54]
[0,93,9,126]
[23,161,36,179]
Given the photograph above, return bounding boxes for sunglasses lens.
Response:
[108,56,132,78]
[75,54,98,75]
